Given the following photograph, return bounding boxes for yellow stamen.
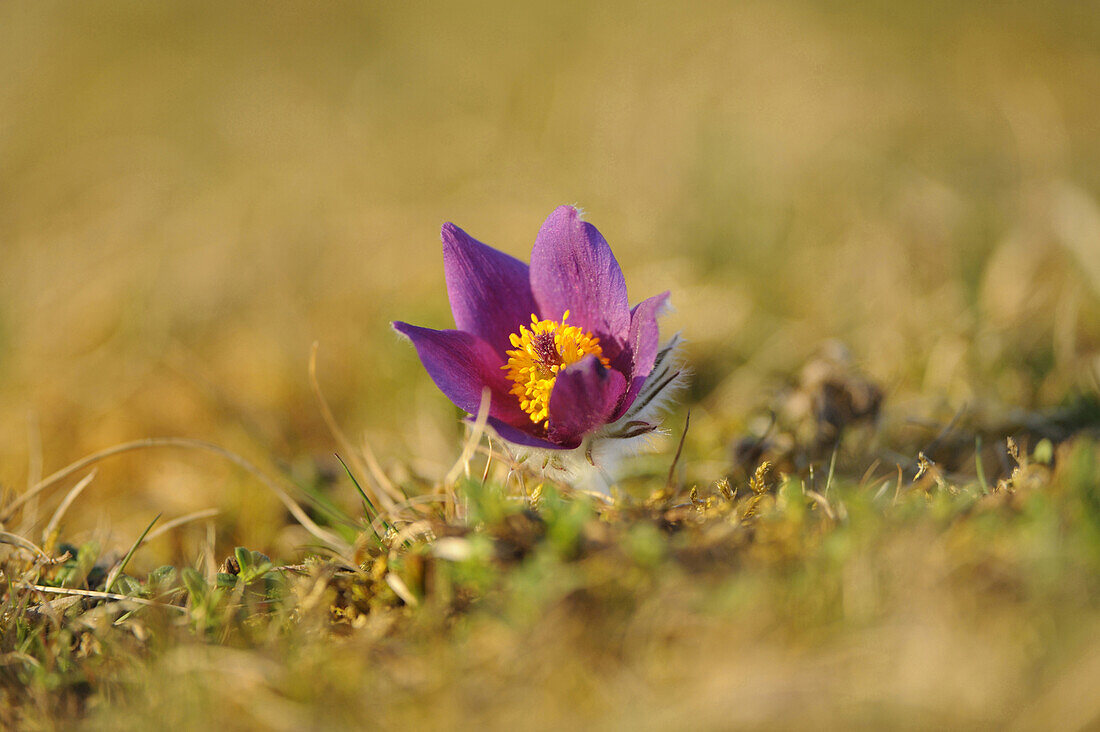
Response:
[502,311,610,428]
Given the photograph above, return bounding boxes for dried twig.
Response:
[42,470,97,548]
[19,583,185,611]
[665,410,691,492]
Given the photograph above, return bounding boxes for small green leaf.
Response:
[148,565,177,586]
[1033,438,1054,466]
[234,546,253,572]
[216,573,239,589]
[181,568,208,600]
[115,575,144,597]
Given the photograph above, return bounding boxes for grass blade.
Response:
[336,452,376,521]
[104,514,160,594]
[975,435,990,494]
[42,470,97,549]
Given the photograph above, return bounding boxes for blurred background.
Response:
[2,0,1099,559]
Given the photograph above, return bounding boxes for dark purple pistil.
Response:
[533,331,561,368]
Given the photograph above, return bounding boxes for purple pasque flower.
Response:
[394,205,679,454]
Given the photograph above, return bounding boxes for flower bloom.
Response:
[394,206,680,455]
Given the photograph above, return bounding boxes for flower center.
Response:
[502,311,610,428]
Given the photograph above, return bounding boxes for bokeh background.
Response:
[2,1,1099,559]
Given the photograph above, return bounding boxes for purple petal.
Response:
[484,417,563,450]
[529,206,631,350]
[392,322,528,426]
[442,223,537,355]
[546,355,627,448]
[612,291,670,419]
